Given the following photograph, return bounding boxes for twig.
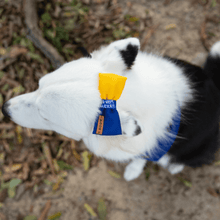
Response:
[38,200,51,220]
[0,123,14,130]
[0,58,17,71]
[200,18,209,52]
[164,0,172,6]
[3,140,11,153]
[0,46,28,70]
[0,76,20,87]
[0,212,7,220]
[141,24,159,49]
[24,0,65,69]
[4,78,20,87]
[43,142,55,176]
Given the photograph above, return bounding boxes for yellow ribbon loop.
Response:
[98,73,127,100]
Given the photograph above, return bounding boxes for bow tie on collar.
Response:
[92,72,181,162]
[93,73,127,136]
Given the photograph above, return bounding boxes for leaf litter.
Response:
[0,0,219,219]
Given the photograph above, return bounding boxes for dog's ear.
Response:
[91,38,140,73]
[118,39,140,69]
[119,110,142,137]
[78,46,92,58]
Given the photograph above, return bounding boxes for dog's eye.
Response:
[38,108,49,122]
[43,117,49,121]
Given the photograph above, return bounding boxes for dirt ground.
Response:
[1,0,220,220]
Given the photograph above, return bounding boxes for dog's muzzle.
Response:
[2,101,11,118]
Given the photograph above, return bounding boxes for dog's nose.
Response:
[2,101,11,118]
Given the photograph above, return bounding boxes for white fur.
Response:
[6,38,193,181]
[168,163,184,174]
[124,158,147,181]
[210,41,220,57]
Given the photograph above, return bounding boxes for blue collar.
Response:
[139,105,181,162]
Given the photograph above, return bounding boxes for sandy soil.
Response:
[1,0,220,220]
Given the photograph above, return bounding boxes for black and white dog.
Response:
[2,38,220,181]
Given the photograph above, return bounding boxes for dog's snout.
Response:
[2,101,11,118]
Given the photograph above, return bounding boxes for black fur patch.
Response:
[78,47,92,58]
[135,125,142,136]
[164,56,220,167]
[120,43,138,69]
[204,54,220,90]
[2,102,10,118]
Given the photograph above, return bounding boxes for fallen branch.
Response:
[0,212,6,220]
[0,58,17,71]
[3,140,11,153]
[141,24,159,49]
[38,200,51,220]
[24,0,65,69]
[200,18,209,52]
[42,142,56,176]
[0,123,14,130]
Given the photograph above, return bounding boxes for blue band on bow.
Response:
[101,100,116,109]
[93,99,122,136]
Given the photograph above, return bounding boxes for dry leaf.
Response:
[84,203,97,217]
[41,160,47,169]
[165,24,176,30]
[8,187,15,198]
[13,85,25,95]
[2,140,11,153]
[98,198,107,220]
[56,148,63,159]
[2,173,17,182]
[71,140,81,161]
[0,47,7,55]
[82,151,90,171]
[107,170,121,179]
[70,140,76,149]
[22,162,30,180]
[0,93,3,105]
[0,189,7,203]
[4,164,22,173]
[33,169,45,176]
[15,125,23,143]
[63,151,70,160]
[9,178,22,188]
[16,150,28,162]
[25,128,33,137]
[53,159,60,172]
[58,170,68,178]
[207,187,219,197]
[177,177,192,187]
[1,130,15,139]
[0,152,5,164]
[52,176,64,191]
[0,211,6,220]
[72,149,81,161]
[56,141,68,159]
[214,160,220,166]
[47,212,62,220]
[23,215,37,220]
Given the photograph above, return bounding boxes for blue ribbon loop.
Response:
[93,99,122,135]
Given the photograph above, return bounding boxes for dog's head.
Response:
[2,38,140,141]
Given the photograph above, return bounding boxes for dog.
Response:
[2,38,220,181]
